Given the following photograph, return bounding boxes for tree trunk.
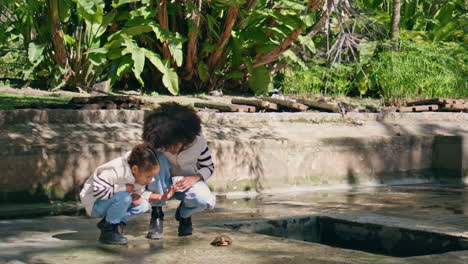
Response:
[207,7,239,69]
[183,0,202,80]
[48,0,73,83]
[308,0,323,10]
[158,0,172,61]
[48,0,67,68]
[391,0,401,51]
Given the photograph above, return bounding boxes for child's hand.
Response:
[131,193,142,206]
[161,185,176,201]
[126,184,135,193]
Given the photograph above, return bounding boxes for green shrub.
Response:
[282,41,467,105]
[0,50,27,80]
[281,63,356,97]
[370,41,467,105]
[281,64,324,95]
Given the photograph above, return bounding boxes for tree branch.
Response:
[207,7,239,69]
[248,0,324,69]
[158,0,172,62]
[307,9,329,38]
[252,28,303,68]
[183,0,202,80]
[48,0,72,81]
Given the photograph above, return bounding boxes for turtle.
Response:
[210,234,233,247]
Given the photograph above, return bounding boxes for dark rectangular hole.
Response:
[223,216,468,257]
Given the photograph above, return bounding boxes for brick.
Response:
[396,105,439,112]
[440,104,467,112]
[407,98,466,106]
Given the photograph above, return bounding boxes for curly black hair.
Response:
[143,102,201,149]
[128,143,160,171]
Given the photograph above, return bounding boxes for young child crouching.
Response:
[80,143,171,245]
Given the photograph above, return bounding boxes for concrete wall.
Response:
[431,136,468,184]
[1,109,467,202]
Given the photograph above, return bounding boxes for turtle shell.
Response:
[210,234,233,247]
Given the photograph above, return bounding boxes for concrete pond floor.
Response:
[1,184,467,264]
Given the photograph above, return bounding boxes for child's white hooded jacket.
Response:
[80,152,152,216]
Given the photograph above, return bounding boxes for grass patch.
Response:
[0,92,72,109]
[370,41,468,105]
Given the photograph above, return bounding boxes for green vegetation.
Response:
[0,92,71,109]
[0,0,466,105]
[282,63,357,97]
[281,41,467,105]
[0,51,27,80]
[370,41,467,105]
[279,0,467,104]
[0,0,327,95]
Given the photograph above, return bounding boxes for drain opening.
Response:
[224,216,468,257]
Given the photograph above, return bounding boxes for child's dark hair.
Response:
[143,102,201,149]
[128,143,160,171]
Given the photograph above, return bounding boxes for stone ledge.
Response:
[1,109,467,126]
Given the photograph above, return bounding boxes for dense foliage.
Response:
[0,0,466,103]
[370,41,467,104]
[0,0,325,95]
[280,0,467,104]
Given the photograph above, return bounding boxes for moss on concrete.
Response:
[283,175,336,185]
[45,185,67,200]
[280,116,335,124]
[216,179,258,193]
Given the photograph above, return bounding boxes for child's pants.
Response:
[91,192,150,224]
[147,153,216,218]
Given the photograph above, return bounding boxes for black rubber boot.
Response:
[178,216,193,236]
[99,221,128,245]
[146,206,164,240]
[176,202,192,236]
[175,203,181,221]
[97,217,106,230]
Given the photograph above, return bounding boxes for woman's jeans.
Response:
[147,153,216,218]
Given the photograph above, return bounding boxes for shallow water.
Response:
[0,184,467,264]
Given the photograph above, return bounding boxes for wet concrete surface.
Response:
[1,184,467,264]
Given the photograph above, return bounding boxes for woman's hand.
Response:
[174,174,202,192]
